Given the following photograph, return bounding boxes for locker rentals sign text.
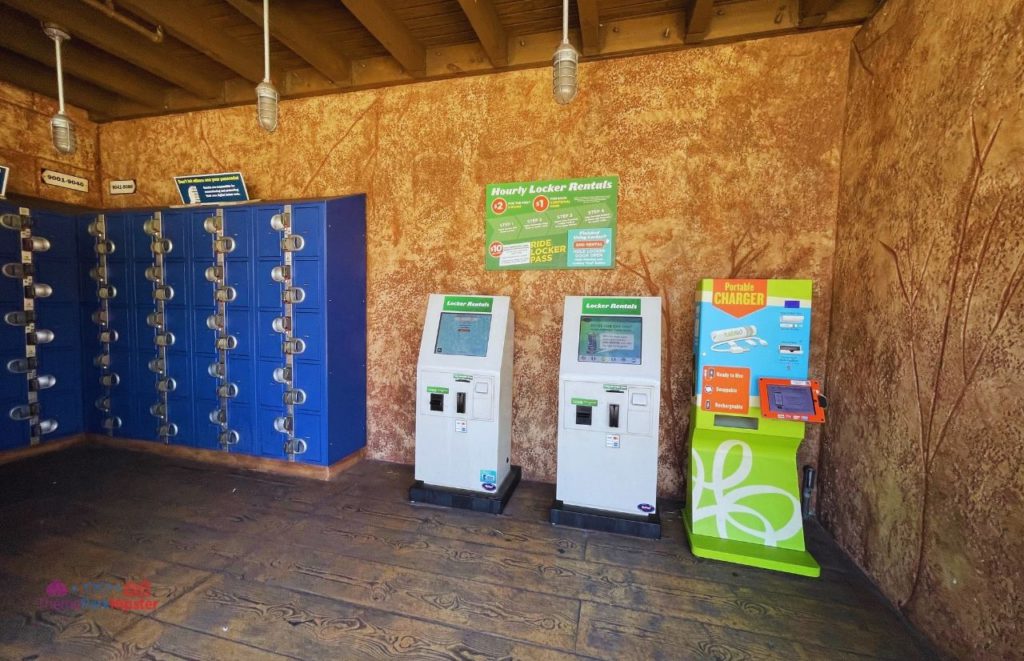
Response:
[484,176,618,271]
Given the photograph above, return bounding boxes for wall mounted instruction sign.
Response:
[485,176,618,270]
[0,165,8,198]
[174,172,249,205]
[41,169,89,193]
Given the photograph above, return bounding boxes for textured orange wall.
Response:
[0,81,101,207]
[819,0,1024,656]
[98,29,854,494]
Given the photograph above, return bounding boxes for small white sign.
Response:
[40,169,89,193]
[109,179,136,195]
[455,419,468,433]
[606,434,621,448]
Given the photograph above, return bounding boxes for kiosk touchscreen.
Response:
[551,296,662,537]
[684,279,823,577]
[412,294,517,509]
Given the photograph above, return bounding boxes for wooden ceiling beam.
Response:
[115,0,271,83]
[455,0,508,66]
[798,0,838,27]
[0,48,121,118]
[577,0,601,56]
[0,6,165,108]
[339,0,426,77]
[224,0,352,85]
[685,0,715,44]
[0,0,224,99]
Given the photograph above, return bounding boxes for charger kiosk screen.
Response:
[766,384,816,415]
[578,316,643,365]
[434,313,492,357]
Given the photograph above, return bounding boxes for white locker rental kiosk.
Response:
[409,294,521,513]
[550,295,663,538]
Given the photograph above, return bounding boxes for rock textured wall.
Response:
[97,29,853,494]
[0,81,101,207]
[819,0,1024,656]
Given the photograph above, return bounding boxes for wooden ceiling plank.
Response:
[0,48,120,117]
[224,0,352,84]
[339,0,427,77]
[798,0,837,27]
[685,0,714,43]
[0,6,165,108]
[115,0,269,83]
[0,0,223,99]
[577,0,601,55]
[455,0,508,66]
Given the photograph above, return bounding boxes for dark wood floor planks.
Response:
[0,446,934,659]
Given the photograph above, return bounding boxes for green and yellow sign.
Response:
[485,176,618,270]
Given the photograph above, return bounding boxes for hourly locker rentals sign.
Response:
[484,176,618,270]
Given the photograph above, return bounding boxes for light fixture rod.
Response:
[562,0,569,43]
[263,0,271,82]
[53,32,66,113]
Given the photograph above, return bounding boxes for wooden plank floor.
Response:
[0,447,934,659]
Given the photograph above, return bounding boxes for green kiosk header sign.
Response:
[485,176,618,271]
[442,296,493,313]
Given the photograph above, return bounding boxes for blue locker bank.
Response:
[0,197,366,467]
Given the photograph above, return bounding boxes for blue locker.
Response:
[255,204,286,258]
[0,269,22,302]
[164,306,191,355]
[104,214,130,263]
[166,351,193,395]
[128,211,158,261]
[291,204,323,257]
[294,310,324,363]
[190,306,218,357]
[223,207,253,261]
[164,260,190,308]
[228,357,257,407]
[163,210,191,262]
[0,397,28,450]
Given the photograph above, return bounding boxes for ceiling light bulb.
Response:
[552,0,578,104]
[256,79,279,132]
[552,41,579,105]
[51,113,76,155]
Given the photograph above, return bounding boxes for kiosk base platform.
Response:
[683,510,820,577]
[549,500,662,539]
[409,465,521,515]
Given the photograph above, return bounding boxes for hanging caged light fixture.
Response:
[552,0,579,104]
[255,0,279,132]
[43,23,76,155]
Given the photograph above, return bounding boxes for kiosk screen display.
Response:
[578,316,642,365]
[766,384,816,415]
[434,313,492,357]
